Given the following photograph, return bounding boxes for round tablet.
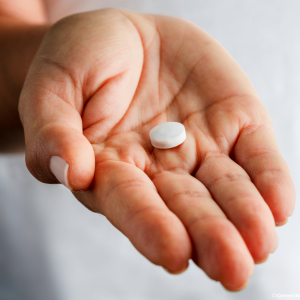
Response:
[149,122,186,149]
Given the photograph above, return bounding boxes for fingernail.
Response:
[50,156,70,189]
[223,280,249,292]
[163,263,189,275]
[255,255,269,264]
[276,219,288,227]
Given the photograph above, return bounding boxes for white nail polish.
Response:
[50,156,70,189]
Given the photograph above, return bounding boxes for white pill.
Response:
[149,122,186,149]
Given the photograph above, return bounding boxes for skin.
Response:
[0,1,295,292]
[0,0,48,150]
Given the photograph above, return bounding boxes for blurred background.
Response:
[0,0,300,299]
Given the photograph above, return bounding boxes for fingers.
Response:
[18,9,144,191]
[233,125,296,225]
[19,64,95,191]
[152,171,254,291]
[196,152,278,263]
[77,160,192,273]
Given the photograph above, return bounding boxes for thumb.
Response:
[19,67,95,191]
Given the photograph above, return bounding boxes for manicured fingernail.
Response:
[163,263,189,275]
[50,156,70,189]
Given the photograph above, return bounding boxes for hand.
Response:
[19,9,295,291]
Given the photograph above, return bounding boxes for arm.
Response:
[0,0,49,151]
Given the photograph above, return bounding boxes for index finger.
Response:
[76,160,192,273]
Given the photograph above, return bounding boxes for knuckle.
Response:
[25,133,53,183]
[208,172,249,190]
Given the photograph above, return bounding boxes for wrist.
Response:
[0,17,49,151]
[0,19,49,129]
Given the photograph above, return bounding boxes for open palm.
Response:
[19,9,295,291]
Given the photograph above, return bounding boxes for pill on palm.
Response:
[149,122,186,149]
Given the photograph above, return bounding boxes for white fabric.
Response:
[1,0,300,299]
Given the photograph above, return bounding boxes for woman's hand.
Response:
[19,9,295,291]
[0,0,47,150]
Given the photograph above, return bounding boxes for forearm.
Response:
[0,0,49,150]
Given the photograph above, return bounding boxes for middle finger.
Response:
[152,170,254,291]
